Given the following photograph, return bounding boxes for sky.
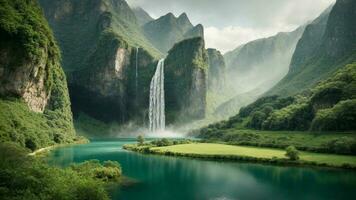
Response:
[127,0,335,54]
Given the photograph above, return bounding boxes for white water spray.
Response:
[149,59,165,132]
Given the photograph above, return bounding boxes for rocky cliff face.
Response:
[0,0,75,149]
[143,12,204,53]
[40,0,159,124]
[207,48,226,92]
[0,39,49,113]
[268,0,356,96]
[165,37,208,124]
[289,6,332,73]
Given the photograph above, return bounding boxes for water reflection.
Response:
[47,140,356,200]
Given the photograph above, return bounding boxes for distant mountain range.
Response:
[203,0,356,132]
[143,12,204,53]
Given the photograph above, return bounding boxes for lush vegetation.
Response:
[197,129,356,155]
[0,0,59,62]
[124,138,194,153]
[0,99,77,151]
[0,0,76,151]
[285,146,300,160]
[0,143,123,200]
[268,0,356,96]
[124,142,356,169]
[197,63,356,143]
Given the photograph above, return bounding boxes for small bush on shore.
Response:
[285,146,300,161]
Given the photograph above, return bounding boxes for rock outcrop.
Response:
[207,48,226,92]
[165,37,208,124]
[40,0,160,124]
[0,0,75,149]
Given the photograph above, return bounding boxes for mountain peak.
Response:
[178,12,188,20]
[165,12,176,18]
[132,6,154,25]
[177,12,193,33]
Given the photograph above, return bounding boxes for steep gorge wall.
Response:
[268,0,356,96]
[207,48,226,92]
[165,37,208,124]
[0,0,75,150]
[40,0,159,125]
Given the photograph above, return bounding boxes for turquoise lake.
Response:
[47,139,356,200]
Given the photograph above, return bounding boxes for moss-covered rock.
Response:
[0,0,75,150]
[165,37,208,124]
[40,0,160,125]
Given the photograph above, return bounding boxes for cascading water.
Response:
[135,47,139,95]
[149,59,165,132]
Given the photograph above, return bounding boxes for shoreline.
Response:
[28,137,89,157]
[123,143,356,170]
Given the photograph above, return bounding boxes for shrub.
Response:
[137,135,144,146]
[0,143,110,200]
[311,99,356,131]
[70,160,122,182]
[285,146,300,161]
[325,137,356,155]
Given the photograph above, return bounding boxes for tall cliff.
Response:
[207,48,226,92]
[268,0,356,96]
[143,13,204,53]
[0,0,75,150]
[165,37,209,124]
[40,0,160,125]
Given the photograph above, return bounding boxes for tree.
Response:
[285,146,299,161]
[137,135,144,146]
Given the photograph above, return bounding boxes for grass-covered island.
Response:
[123,137,356,170]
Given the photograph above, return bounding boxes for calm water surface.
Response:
[47,139,356,200]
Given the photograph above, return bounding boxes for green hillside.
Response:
[198,63,356,138]
[0,0,75,151]
[268,0,356,96]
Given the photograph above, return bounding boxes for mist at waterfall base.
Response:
[107,58,184,138]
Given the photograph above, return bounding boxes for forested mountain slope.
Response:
[268,0,356,96]
[0,0,75,151]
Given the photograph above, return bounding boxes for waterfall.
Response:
[149,59,165,132]
[135,47,139,95]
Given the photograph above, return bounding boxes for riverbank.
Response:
[123,143,356,170]
[29,136,89,157]
[196,129,356,155]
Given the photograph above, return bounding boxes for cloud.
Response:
[127,0,335,52]
[205,26,296,54]
[205,26,266,53]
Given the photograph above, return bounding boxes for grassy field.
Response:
[150,143,356,167]
[198,129,356,154]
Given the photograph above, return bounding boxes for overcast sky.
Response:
[127,0,335,53]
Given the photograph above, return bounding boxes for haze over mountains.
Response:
[1,0,354,139]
